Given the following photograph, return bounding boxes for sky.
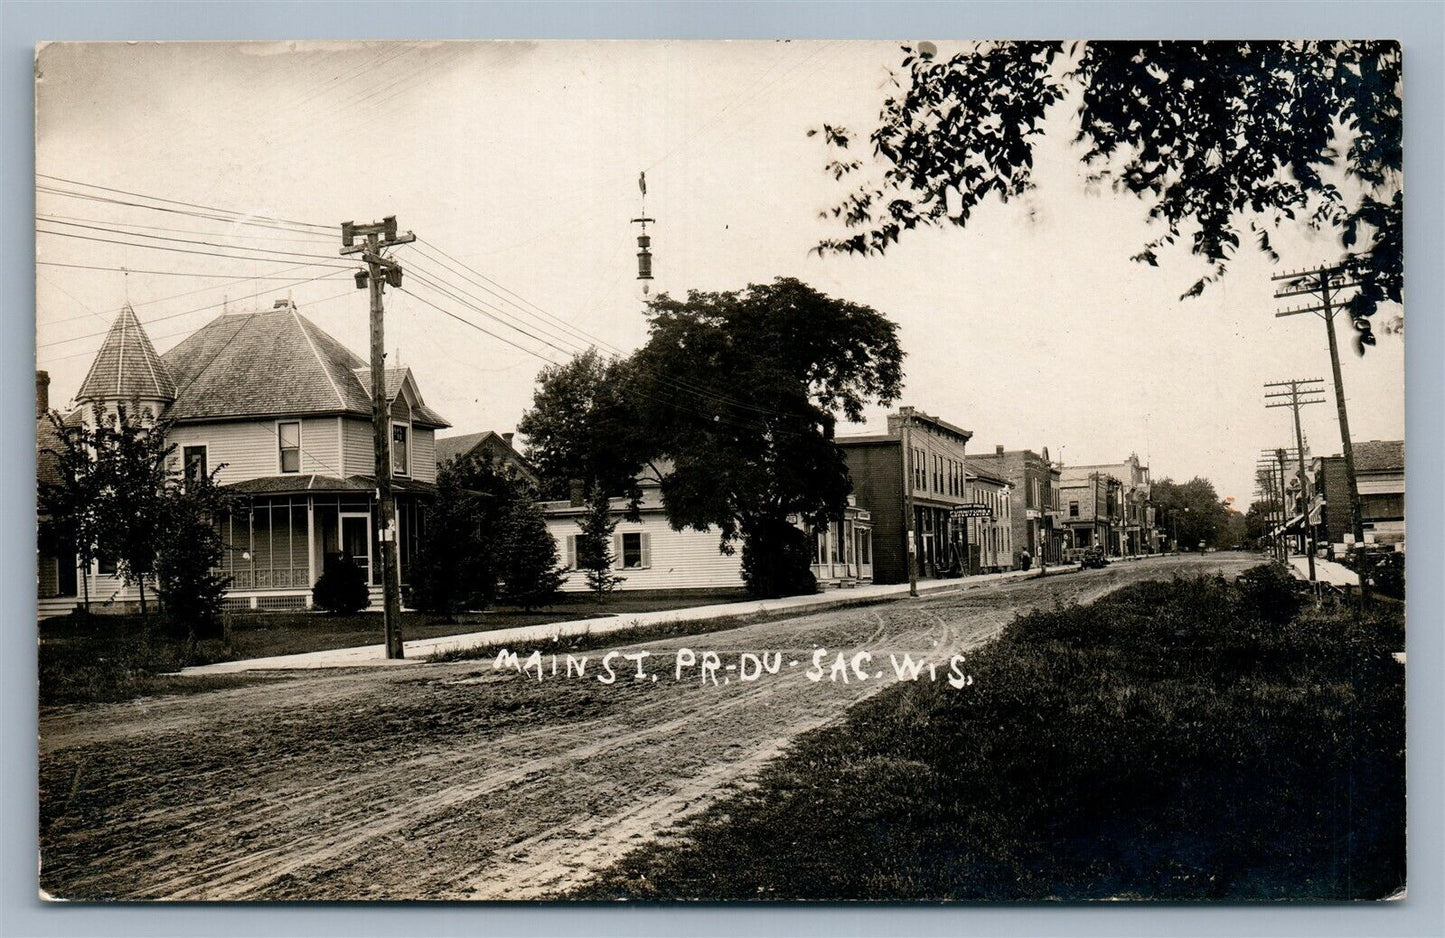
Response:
[33,40,1406,506]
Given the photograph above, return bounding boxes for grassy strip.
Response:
[425,593,911,662]
[38,592,749,706]
[574,567,1406,901]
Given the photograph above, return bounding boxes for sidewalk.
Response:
[183,564,1078,675]
[1286,555,1362,588]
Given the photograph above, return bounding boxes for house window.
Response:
[618,532,651,569]
[1069,500,1080,518]
[392,423,410,476]
[183,445,208,484]
[278,421,301,473]
[98,554,117,576]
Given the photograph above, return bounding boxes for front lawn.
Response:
[575,566,1407,901]
[39,589,747,707]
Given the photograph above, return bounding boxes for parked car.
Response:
[1081,546,1110,569]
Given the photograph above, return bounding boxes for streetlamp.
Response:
[1170,506,1191,553]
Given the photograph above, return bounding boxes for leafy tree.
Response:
[38,407,106,613]
[815,41,1401,351]
[155,468,235,641]
[39,403,174,615]
[1153,476,1232,550]
[1244,499,1276,546]
[517,348,649,508]
[631,278,903,597]
[575,484,624,602]
[411,452,564,616]
[97,405,174,615]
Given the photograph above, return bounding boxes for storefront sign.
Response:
[949,504,993,521]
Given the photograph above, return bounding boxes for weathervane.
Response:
[632,171,654,294]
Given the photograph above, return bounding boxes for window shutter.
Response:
[612,533,623,570]
[640,532,651,568]
[566,535,576,570]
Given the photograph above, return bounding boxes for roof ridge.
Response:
[115,307,127,397]
[294,311,347,409]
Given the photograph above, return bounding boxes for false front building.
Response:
[46,299,449,613]
[838,406,980,584]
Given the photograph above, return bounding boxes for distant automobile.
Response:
[1081,546,1110,569]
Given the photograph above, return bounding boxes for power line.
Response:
[35,186,329,237]
[36,174,333,231]
[38,261,344,327]
[37,270,349,349]
[38,221,354,264]
[36,212,334,244]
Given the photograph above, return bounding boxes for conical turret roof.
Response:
[75,305,177,405]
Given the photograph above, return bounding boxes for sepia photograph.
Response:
[32,36,1407,904]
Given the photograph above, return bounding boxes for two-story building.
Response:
[966,445,1063,566]
[837,406,974,584]
[1057,469,1121,555]
[1064,455,1153,555]
[962,463,1014,573]
[539,465,874,594]
[44,300,449,613]
[1311,440,1405,553]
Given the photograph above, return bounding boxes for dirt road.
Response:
[39,554,1251,900]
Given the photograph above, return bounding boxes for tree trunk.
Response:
[138,578,147,616]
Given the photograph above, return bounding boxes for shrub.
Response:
[740,516,817,599]
[312,555,369,614]
[1234,562,1303,625]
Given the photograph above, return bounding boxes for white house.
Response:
[39,299,449,615]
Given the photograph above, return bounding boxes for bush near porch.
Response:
[39,589,748,707]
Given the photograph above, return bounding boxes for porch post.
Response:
[306,496,316,608]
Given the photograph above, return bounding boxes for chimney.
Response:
[36,370,50,419]
[502,432,515,450]
[996,444,1004,456]
[569,479,587,507]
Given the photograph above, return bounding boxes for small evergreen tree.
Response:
[575,484,624,602]
[410,455,492,617]
[497,499,566,610]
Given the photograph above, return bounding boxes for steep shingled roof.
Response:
[75,305,177,404]
[160,308,448,428]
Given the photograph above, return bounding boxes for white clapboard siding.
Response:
[167,417,343,484]
[547,513,743,592]
[412,428,436,482]
[342,418,373,478]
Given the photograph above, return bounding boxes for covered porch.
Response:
[217,476,430,611]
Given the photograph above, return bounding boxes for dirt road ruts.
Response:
[38,554,1252,900]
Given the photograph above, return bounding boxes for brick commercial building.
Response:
[1061,455,1154,555]
[838,406,974,584]
[1312,440,1405,553]
[967,445,1063,566]
[1057,470,1121,555]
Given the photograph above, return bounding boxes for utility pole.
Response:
[1273,264,1369,602]
[1258,446,1302,563]
[341,216,415,659]
[901,412,918,597]
[1264,380,1326,586]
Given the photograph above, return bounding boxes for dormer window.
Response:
[392,423,410,476]
[278,421,301,473]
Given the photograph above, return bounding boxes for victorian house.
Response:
[40,299,448,614]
